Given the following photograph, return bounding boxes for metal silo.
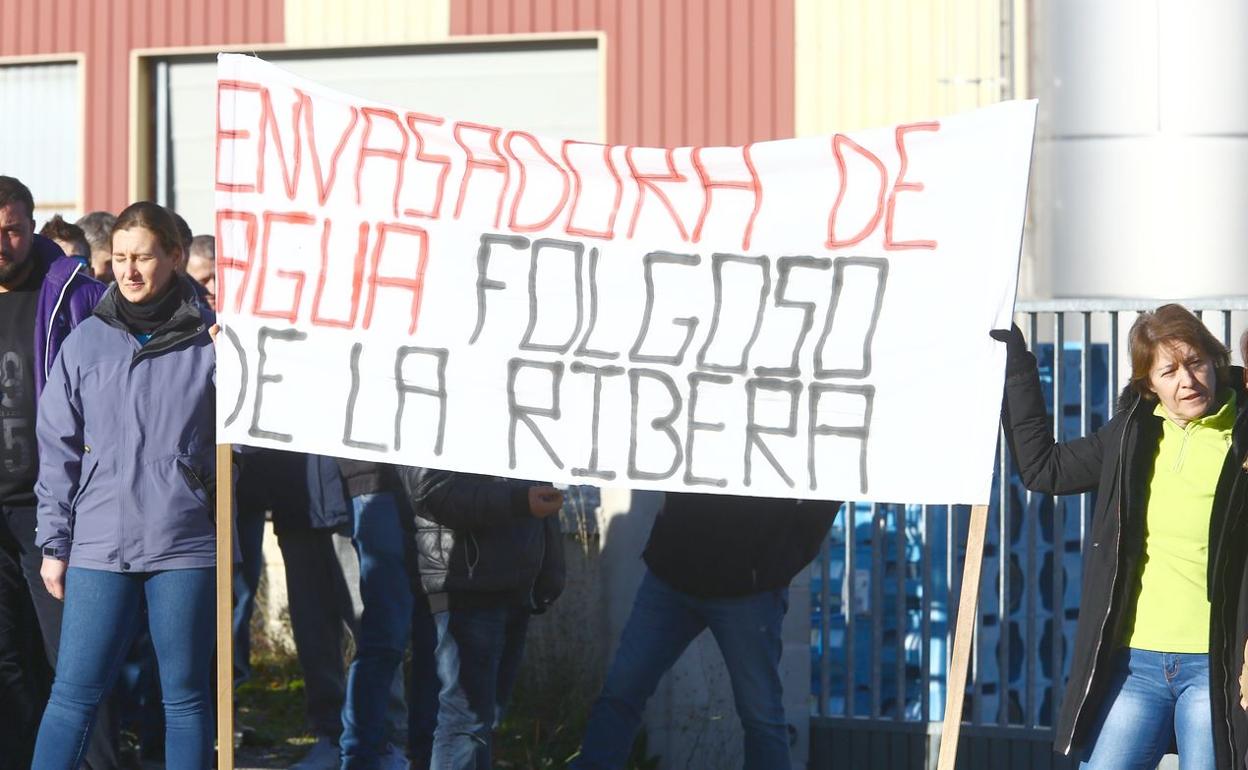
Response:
[1027,0,1248,299]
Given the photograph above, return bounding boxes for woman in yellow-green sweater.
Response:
[992,304,1248,770]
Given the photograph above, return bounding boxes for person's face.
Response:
[1148,341,1217,427]
[90,248,114,282]
[0,202,35,287]
[186,255,216,306]
[112,226,179,304]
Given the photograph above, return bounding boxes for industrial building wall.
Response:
[1,0,1042,235]
[450,0,796,148]
[157,40,602,235]
[794,0,1026,135]
[283,0,449,46]
[0,0,284,214]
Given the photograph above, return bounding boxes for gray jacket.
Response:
[35,277,216,572]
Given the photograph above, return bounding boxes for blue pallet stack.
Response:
[812,341,1111,727]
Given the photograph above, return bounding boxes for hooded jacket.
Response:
[1002,350,1248,766]
[32,234,105,395]
[35,275,216,572]
[643,492,841,598]
[396,466,564,614]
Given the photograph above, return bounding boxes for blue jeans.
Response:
[116,626,164,754]
[32,567,215,770]
[1080,648,1214,770]
[432,605,530,770]
[572,570,790,770]
[409,601,440,770]
[340,493,414,769]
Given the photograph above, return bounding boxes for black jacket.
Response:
[1002,353,1248,765]
[236,449,350,533]
[643,492,842,598]
[396,467,564,614]
[337,458,402,499]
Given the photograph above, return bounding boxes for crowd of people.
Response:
[0,172,843,770]
[1,168,1247,770]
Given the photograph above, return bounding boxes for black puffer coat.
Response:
[396,467,564,614]
[1002,351,1248,766]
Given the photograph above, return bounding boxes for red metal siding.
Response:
[0,0,284,213]
[451,0,795,148]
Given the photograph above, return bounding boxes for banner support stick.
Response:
[936,503,989,770]
[216,443,235,770]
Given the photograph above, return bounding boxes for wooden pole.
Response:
[936,503,990,770]
[216,444,234,770]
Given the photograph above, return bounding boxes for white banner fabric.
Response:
[214,53,1035,505]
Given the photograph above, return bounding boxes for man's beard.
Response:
[0,254,32,285]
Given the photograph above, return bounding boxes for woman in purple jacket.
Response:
[30,201,217,770]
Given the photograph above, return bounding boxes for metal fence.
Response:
[809,298,1248,769]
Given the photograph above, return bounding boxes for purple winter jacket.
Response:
[35,276,216,572]
[33,233,106,395]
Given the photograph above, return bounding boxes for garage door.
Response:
[153,39,601,236]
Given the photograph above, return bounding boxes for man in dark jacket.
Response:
[397,467,565,770]
[571,492,841,770]
[0,175,108,767]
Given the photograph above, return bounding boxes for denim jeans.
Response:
[278,527,407,741]
[572,570,790,770]
[117,625,165,756]
[3,503,121,770]
[340,493,414,769]
[1080,648,1214,770]
[31,566,215,770]
[409,601,440,770]
[431,605,530,770]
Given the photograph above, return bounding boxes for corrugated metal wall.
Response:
[451,0,795,148]
[284,0,449,46]
[795,0,1020,134]
[0,0,284,214]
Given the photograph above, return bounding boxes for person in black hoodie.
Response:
[570,492,841,770]
[396,467,564,770]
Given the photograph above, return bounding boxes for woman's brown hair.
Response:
[111,201,184,263]
[1128,303,1230,400]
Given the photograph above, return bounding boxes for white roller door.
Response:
[0,61,81,225]
[157,41,602,236]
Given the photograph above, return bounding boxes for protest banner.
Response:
[214,53,1035,506]
[212,54,1035,768]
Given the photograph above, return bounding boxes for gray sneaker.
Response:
[289,737,340,770]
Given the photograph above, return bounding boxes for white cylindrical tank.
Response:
[1027,0,1248,299]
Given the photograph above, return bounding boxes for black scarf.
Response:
[114,278,183,334]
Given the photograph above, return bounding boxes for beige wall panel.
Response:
[285,0,449,46]
[796,0,1022,135]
